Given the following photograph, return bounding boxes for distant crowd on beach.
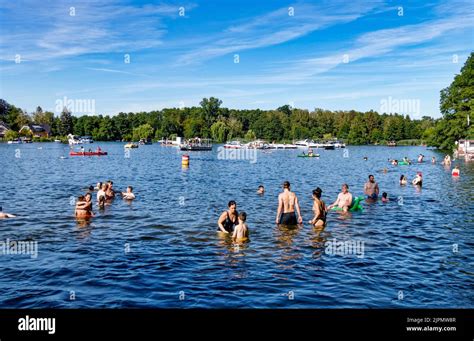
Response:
[74,181,135,218]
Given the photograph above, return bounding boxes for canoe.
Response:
[69,151,108,156]
[298,154,320,158]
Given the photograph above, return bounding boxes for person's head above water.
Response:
[88,185,94,191]
[368,174,374,182]
[312,187,322,199]
[382,192,388,198]
[400,175,406,181]
[128,186,133,192]
[78,195,85,201]
[228,200,237,212]
[257,185,265,193]
[342,184,349,193]
[238,211,247,223]
[85,193,92,201]
[283,181,290,190]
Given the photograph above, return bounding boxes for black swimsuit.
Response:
[219,211,237,232]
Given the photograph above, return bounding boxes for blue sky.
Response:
[0,0,473,118]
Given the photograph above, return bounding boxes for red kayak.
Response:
[70,151,108,156]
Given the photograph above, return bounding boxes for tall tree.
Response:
[60,107,73,135]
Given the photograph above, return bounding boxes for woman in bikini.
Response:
[309,187,326,228]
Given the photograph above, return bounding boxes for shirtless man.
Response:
[328,184,353,213]
[276,181,302,225]
[364,174,379,200]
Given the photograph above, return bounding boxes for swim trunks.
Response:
[280,212,297,225]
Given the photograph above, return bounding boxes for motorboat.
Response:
[124,143,139,149]
[68,134,82,145]
[224,141,243,149]
[180,138,212,151]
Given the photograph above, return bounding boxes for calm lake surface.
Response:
[0,142,472,308]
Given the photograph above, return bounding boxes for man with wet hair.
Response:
[364,174,379,200]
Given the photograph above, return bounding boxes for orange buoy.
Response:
[182,154,189,167]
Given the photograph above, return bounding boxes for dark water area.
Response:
[0,142,472,308]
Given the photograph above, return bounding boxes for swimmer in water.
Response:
[400,175,407,185]
[364,174,379,200]
[233,211,249,242]
[257,185,265,195]
[381,192,389,203]
[452,165,460,177]
[309,187,326,228]
[122,186,135,200]
[97,183,107,202]
[276,181,303,225]
[218,200,238,234]
[75,193,93,218]
[418,154,424,163]
[328,183,353,213]
[412,172,423,187]
[0,207,16,218]
[105,181,115,199]
[431,156,436,164]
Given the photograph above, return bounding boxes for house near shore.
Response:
[19,124,51,138]
[0,121,10,139]
[455,139,474,161]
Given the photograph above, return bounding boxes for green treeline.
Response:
[1,53,472,150]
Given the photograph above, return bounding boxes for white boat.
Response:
[334,140,346,148]
[67,134,82,145]
[269,143,298,149]
[7,139,22,144]
[54,139,61,143]
[159,137,182,146]
[244,140,269,149]
[224,141,243,149]
[80,136,94,143]
[295,139,321,148]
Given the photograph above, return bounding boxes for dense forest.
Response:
[1,53,472,150]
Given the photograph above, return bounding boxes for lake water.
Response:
[0,142,472,308]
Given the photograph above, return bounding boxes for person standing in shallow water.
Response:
[309,187,326,228]
[217,200,238,234]
[276,181,303,226]
[364,174,379,200]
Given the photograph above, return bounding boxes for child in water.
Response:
[122,186,136,200]
[381,192,389,203]
[233,211,249,242]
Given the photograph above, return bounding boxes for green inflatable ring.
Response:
[331,195,364,212]
[398,161,409,165]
